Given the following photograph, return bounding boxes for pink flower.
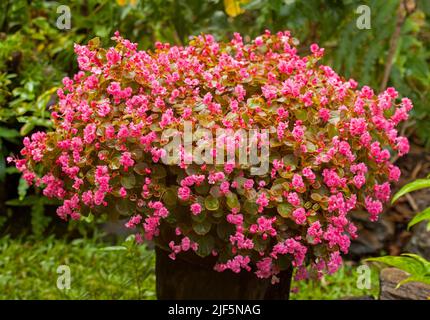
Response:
[319,108,330,122]
[292,174,305,190]
[256,192,269,213]
[287,192,301,206]
[120,152,134,170]
[327,251,342,274]
[292,121,305,141]
[374,182,391,202]
[119,187,127,198]
[302,167,316,180]
[292,208,307,225]
[388,164,401,182]
[395,136,409,156]
[243,179,254,190]
[365,196,383,221]
[255,257,275,279]
[352,174,366,189]
[125,214,142,228]
[83,124,96,144]
[307,221,323,244]
[178,186,191,201]
[190,203,202,215]
[349,118,367,136]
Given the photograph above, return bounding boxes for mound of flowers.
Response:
[10,30,412,283]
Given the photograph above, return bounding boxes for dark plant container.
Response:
[155,246,293,300]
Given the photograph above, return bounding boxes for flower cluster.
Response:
[10,30,411,283]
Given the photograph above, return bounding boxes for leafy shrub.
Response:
[391,177,430,229]
[366,176,430,288]
[11,30,412,282]
[367,253,430,287]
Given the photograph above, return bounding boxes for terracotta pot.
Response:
[155,246,293,300]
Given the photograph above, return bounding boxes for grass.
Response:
[290,261,379,300]
[0,236,156,299]
[0,236,379,300]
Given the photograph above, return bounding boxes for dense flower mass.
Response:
[10,30,412,283]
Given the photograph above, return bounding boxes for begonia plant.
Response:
[10,30,412,283]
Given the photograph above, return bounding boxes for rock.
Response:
[348,211,395,259]
[404,221,430,261]
[379,268,430,300]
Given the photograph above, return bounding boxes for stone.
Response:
[348,210,395,259]
[379,267,430,300]
[404,222,430,261]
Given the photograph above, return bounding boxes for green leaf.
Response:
[100,246,127,251]
[31,199,50,238]
[243,200,258,215]
[120,174,136,189]
[0,127,19,140]
[195,235,215,258]
[392,179,430,204]
[226,192,240,210]
[408,207,430,229]
[277,203,293,218]
[366,254,429,277]
[19,122,35,136]
[192,220,212,235]
[18,177,29,201]
[83,213,94,223]
[204,195,219,211]
[162,188,177,206]
[216,221,235,241]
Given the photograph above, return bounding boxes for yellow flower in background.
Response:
[116,0,137,7]
[224,0,249,17]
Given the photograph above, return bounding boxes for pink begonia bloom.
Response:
[190,203,202,215]
[395,136,410,156]
[307,221,323,245]
[255,257,275,279]
[119,187,127,198]
[349,117,367,136]
[178,186,191,200]
[327,251,342,274]
[83,123,96,144]
[388,164,401,182]
[292,121,305,141]
[374,182,391,202]
[302,167,316,180]
[214,255,251,273]
[292,174,305,190]
[292,208,307,225]
[243,179,254,190]
[230,232,254,249]
[352,174,366,189]
[365,196,383,221]
[125,214,142,228]
[120,152,134,170]
[287,192,301,206]
[319,108,330,122]
[256,192,269,213]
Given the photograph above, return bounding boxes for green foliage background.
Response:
[0,0,429,299]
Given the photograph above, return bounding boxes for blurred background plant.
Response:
[0,0,429,299]
[367,177,430,288]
